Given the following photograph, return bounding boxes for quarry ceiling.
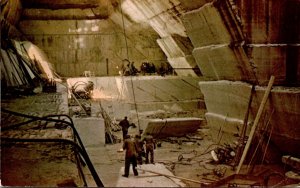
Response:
[1,0,300,83]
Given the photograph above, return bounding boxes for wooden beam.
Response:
[22,8,109,20]
[236,75,275,174]
[21,0,100,9]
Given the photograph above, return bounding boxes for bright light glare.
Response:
[24,42,55,80]
[91,89,113,99]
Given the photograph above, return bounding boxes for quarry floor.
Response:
[0,83,236,187]
[1,79,298,187]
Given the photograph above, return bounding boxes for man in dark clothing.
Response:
[134,135,144,165]
[122,135,138,177]
[142,133,156,164]
[119,116,130,139]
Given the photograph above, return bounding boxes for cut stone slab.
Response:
[182,2,231,48]
[193,46,246,81]
[143,118,203,138]
[199,80,253,119]
[205,112,250,144]
[168,56,198,77]
[116,163,185,187]
[73,117,105,147]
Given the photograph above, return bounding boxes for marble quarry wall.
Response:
[19,19,165,77]
[185,0,300,159]
[182,0,300,85]
[199,81,300,157]
[122,76,203,104]
[67,76,204,119]
[16,0,205,77]
[157,35,199,77]
[122,0,201,77]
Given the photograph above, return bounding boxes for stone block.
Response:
[182,3,231,48]
[168,56,197,69]
[205,112,249,144]
[168,56,198,77]
[157,35,193,58]
[193,46,245,81]
[144,117,204,138]
[199,80,253,119]
[157,36,186,58]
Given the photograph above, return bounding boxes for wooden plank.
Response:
[7,50,26,85]
[233,85,255,166]
[236,75,275,174]
[1,49,18,86]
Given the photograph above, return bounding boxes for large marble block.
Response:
[168,56,198,77]
[199,80,253,119]
[205,112,250,144]
[144,117,204,138]
[182,3,231,48]
[193,46,247,81]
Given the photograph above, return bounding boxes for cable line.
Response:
[119,0,141,134]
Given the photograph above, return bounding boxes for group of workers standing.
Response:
[120,60,173,77]
[119,116,156,178]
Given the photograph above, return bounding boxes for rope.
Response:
[119,0,129,60]
[119,0,141,133]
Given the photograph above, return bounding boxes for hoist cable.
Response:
[119,0,141,134]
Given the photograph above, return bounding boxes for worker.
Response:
[122,135,138,177]
[142,132,156,164]
[124,63,131,76]
[134,134,145,165]
[129,61,138,75]
[119,116,130,140]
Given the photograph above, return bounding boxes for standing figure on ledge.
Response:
[143,133,156,164]
[122,135,138,177]
[119,116,130,140]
